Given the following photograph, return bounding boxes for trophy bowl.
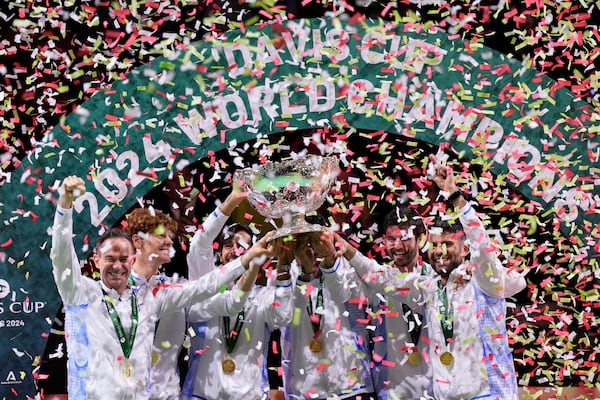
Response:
[234,155,339,240]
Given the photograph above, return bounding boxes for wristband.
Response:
[277,272,291,281]
[298,272,313,282]
[277,263,291,273]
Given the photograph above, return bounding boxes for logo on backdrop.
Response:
[0,279,46,327]
[0,279,10,299]
[1,370,23,385]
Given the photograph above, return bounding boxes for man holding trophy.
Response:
[235,155,377,399]
[182,186,293,400]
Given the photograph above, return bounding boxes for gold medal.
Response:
[440,351,454,366]
[123,360,131,378]
[151,351,160,365]
[309,338,323,353]
[222,358,236,374]
[408,351,422,366]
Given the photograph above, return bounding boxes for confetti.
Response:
[1,2,599,398]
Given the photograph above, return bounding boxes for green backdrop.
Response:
[0,17,597,397]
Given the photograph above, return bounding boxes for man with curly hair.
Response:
[124,207,186,400]
[51,175,273,399]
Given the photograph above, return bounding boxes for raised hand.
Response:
[292,230,337,271]
[302,230,335,257]
[268,235,297,266]
[219,180,249,216]
[332,233,356,261]
[240,231,275,270]
[429,154,467,208]
[294,241,316,275]
[59,175,86,209]
[428,154,458,195]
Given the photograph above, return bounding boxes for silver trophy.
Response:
[234,155,339,240]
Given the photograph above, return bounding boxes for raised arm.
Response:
[186,232,274,322]
[429,155,526,298]
[458,204,526,297]
[187,287,251,322]
[334,233,425,307]
[158,231,274,317]
[236,232,273,291]
[253,235,295,328]
[50,176,90,305]
[300,230,356,304]
[187,186,246,280]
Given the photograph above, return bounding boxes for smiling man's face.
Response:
[427,230,468,279]
[219,230,252,265]
[384,224,421,272]
[135,229,175,267]
[95,238,134,294]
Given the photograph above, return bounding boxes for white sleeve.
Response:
[320,258,354,304]
[459,203,527,298]
[187,285,251,322]
[50,207,94,305]
[261,280,294,329]
[348,251,426,308]
[155,258,246,317]
[187,207,230,280]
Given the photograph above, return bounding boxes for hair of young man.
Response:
[305,213,329,227]
[95,228,134,254]
[430,213,465,241]
[216,223,253,251]
[124,207,178,237]
[383,206,426,238]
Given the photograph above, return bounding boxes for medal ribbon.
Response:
[103,289,138,360]
[223,309,245,354]
[401,304,422,345]
[306,274,324,337]
[401,263,428,345]
[437,281,454,344]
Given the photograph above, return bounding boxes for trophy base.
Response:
[269,222,324,241]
